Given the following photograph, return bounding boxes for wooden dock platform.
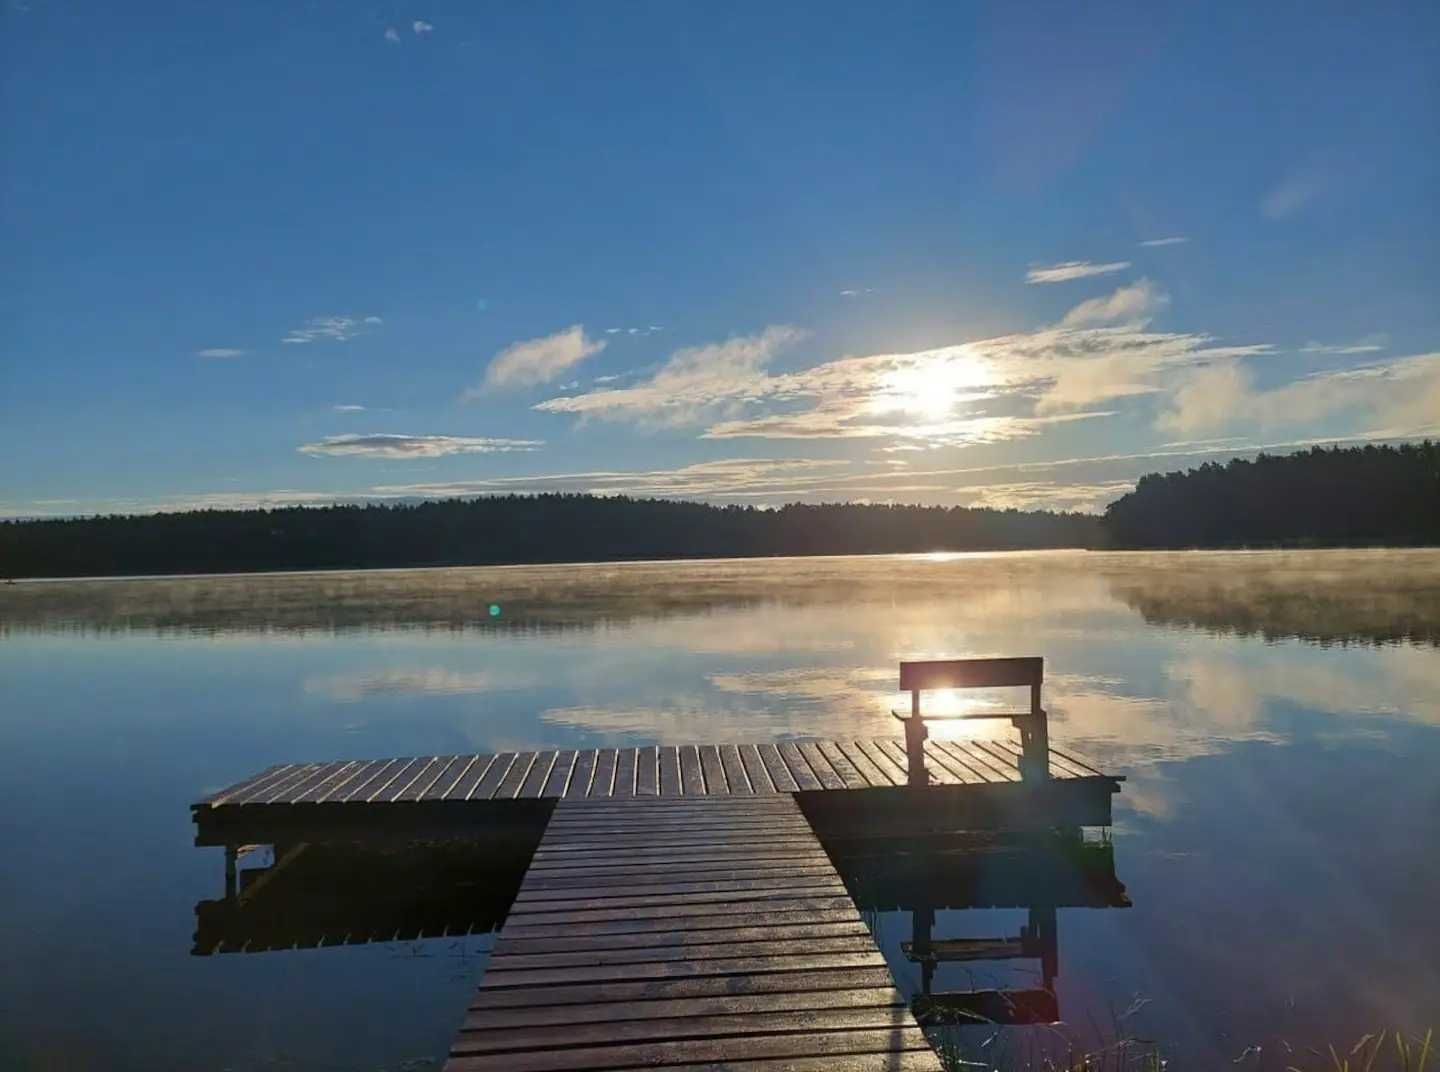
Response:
[194,737,1120,846]
[193,730,1121,1068]
[450,794,942,1071]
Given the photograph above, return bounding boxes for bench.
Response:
[893,656,1049,786]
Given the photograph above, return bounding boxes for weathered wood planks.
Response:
[447,794,942,1071]
[197,735,1113,807]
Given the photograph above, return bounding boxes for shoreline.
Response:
[7,543,1440,585]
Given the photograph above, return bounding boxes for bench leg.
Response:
[904,717,928,787]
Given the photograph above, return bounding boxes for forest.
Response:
[1102,442,1440,548]
[0,497,1101,578]
[4,443,1435,578]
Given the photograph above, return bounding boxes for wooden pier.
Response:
[452,793,941,1071]
[191,660,1125,1068]
[195,736,1119,1068]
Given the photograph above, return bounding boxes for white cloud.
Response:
[840,288,877,297]
[332,404,366,412]
[1157,352,1440,437]
[535,326,806,426]
[371,457,851,500]
[195,347,247,359]
[412,19,433,35]
[1138,236,1188,247]
[535,311,1268,442]
[282,315,381,345]
[1262,164,1332,219]
[954,480,1136,513]
[703,409,1109,445]
[305,668,525,701]
[368,456,1143,512]
[1058,279,1167,328]
[298,433,543,459]
[383,26,401,43]
[1026,260,1131,285]
[1299,334,1388,355]
[472,324,606,394]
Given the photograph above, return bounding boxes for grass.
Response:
[1301,1030,1434,1072]
[930,1028,1431,1072]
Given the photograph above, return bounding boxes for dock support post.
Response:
[223,845,238,901]
[912,902,936,995]
[1026,904,1059,989]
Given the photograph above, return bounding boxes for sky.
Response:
[2,2,1438,518]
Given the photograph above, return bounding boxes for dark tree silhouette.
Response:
[1102,442,1440,548]
[0,495,1102,579]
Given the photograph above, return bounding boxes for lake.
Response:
[1,549,1437,1069]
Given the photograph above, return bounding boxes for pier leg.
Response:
[223,845,238,901]
[1026,904,1059,989]
[912,903,936,995]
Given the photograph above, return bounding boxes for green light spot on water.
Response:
[488,603,501,618]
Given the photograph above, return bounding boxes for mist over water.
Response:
[2,549,1437,1069]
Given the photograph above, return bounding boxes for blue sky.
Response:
[3,2,1437,517]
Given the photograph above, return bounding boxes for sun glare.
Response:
[871,350,994,420]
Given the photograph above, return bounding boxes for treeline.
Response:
[1103,442,1440,548]
[0,496,1102,578]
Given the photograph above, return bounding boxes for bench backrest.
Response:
[899,657,1042,693]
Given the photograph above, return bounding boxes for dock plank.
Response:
[718,744,752,794]
[852,739,907,785]
[636,746,659,796]
[341,758,412,803]
[541,751,577,797]
[613,748,638,797]
[520,752,558,798]
[231,762,325,805]
[291,761,364,804]
[496,752,539,800]
[589,749,617,798]
[678,745,706,794]
[739,744,776,793]
[444,754,498,801]
[445,1026,940,1071]
[797,741,847,790]
[566,750,597,799]
[462,984,902,1029]
[471,753,517,801]
[698,745,728,794]
[492,921,873,955]
[834,740,892,787]
[658,746,682,797]
[950,739,1020,783]
[394,756,451,801]
[920,740,976,785]
[466,967,897,1009]
[815,740,869,789]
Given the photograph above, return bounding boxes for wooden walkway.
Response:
[447,794,941,1072]
[200,737,1108,807]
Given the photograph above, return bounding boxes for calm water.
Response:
[2,549,1438,1069]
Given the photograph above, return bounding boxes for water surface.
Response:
[2,550,1437,1068]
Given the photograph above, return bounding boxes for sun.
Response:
[871,349,995,420]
